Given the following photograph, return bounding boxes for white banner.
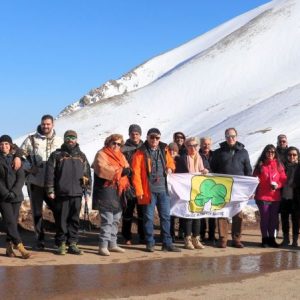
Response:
[168,173,259,219]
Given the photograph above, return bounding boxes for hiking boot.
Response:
[192,236,205,249]
[281,234,290,246]
[98,247,110,256]
[35,240,45,250]
[232,240,244,248]
[268,237,279,248]
[6,242,17,257]
[292,235,298,247]
[68,243,83,255]
[161,244,181,252]
[261,237,269,248]
[57,242,66,255]
[184,236,195,250]
[146,244,155,252]
[16,243,31,259]
[218,239,227,248]
[109,246,125,253]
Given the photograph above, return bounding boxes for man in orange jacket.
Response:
[132,128,181,252]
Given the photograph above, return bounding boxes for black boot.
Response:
[268,237,279,248]
[261,237,269,248]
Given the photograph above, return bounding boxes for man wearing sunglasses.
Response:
[132,128,181,252]
[45,130,91,255]
[211,128,252,248]
[21,115,63,250]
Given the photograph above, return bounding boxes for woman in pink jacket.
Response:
[253,144,287,248]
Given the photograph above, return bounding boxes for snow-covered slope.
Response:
[18,0,300,167]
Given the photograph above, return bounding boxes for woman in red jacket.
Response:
[253,144,287,248]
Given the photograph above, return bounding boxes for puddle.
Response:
[1,250,300,299]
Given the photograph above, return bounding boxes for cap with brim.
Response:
[147,128,161,136]
[64,130,77,139]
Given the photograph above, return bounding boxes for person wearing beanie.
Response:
[20,114,63,250]
[131,128,181,252]
[0,135,31,258]
[45,130,91,255]
[121,124,145,245]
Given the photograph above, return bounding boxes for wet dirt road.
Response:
[1,250,300,299]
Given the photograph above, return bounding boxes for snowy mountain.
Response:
[18,0,300,166]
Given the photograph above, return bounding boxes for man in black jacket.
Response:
[121,124,145,244]
[211,128,252,248]
[45,130,91,255]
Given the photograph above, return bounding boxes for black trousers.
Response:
[170,217,184,237]
[200,218,216,239]
[55,196,82,245]
[0,201,22,245]
[122,197,144,241]
[184,218,200,236]
[280,199,299,237]
[28,184,56,241]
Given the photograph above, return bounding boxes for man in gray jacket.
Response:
[21,114,63,249]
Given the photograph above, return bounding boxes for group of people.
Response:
[1,114,300,259]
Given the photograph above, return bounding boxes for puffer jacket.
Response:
[254,159,287,202]
[20,126,63,187]
[211,141,252,176]
[0,153,25,203]
[45,143,91,197]
[132,141,175,205]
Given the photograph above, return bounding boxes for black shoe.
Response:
[161,244,181,252]
[146,244,155,252]
[268,237,279,248]
[261,237,269,248]
[35,241,45,250]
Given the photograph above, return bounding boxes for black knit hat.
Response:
[64,130,77,139]
[128,124,142,135]
[147,128,161,136]
[0,135,13,144]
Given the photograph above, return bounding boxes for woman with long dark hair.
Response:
[253,144,287,248]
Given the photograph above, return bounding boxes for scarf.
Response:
[93,147,130,195]
[186,153,205,173]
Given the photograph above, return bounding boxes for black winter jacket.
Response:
[210,141,252,176]
[45,143,91,197]
[0,153,25,203]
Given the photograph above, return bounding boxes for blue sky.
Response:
[0,0,270,139]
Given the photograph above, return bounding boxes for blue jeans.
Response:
[142,192,172,247]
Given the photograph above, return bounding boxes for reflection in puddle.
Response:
[1,251,300,299]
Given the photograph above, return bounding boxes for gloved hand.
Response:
[29,165,39,175]
[5,192,16,202]
[80,176,90,187]
[121,167,131,177]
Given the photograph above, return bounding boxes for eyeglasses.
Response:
[225,135,236,139]
[266,150,275,154]
[288,153,298,157]
[112,141,122,147]
[187,144,198,148]
[149,135,160,140]
[65,136,77,141]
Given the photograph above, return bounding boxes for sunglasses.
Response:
[288,153,298,157]
[266,150,275,154]
[65,136,77,141]
[149,135,160,140]
[112,141,122,147]
[279,140,287,144]
[175,136,184,140]
[187,144,198,148]
[225,135,236,139]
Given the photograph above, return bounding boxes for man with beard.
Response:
[21,115,63,249]
[121,124,145,245]
[45,130,91,255]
